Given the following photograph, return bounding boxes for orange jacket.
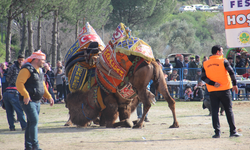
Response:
[203,55,232,92]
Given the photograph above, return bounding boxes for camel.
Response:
[66,60,179,128]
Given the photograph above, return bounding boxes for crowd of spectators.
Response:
[159,53,250,101]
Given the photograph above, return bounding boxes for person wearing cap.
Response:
[194,69,202,81]
[201,45,241,138]
[16,50,54,150]
[189,55,202,78]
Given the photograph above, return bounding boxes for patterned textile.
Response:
[118,82,136,100]
[116,37,154,61]
[68,63,88,92]
[110,23,155,61]
[64,22,105,63]
[96,23,154,94]
[101,44,126,80]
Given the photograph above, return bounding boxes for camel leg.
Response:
[102,94,119,128]
[133,90,151,128]
[157,79,179,128]
[64,116,73,126]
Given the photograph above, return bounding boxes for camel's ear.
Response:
[88,42,99,49]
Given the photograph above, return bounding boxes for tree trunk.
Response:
[51,10,58,68]
[75,20,79,39]
[19,13,26,56]
[6,9,12,62]
[37,16,42,50]
[205,0,212,6]
[57,20,61,61]
[27,20,34,56]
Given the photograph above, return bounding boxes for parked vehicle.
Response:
[218,4,223,11]
[191,4,203,10]
[198,5,211,11]
[179,5,196,13]
[210,4,220,11]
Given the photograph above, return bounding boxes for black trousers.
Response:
[209,90,236,134]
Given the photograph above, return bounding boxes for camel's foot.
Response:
[64,120,73,126]
[93,117,100,125]
[133,120,144,129]
[169,121,179,128]
[124,119,134,128]
[132,120,140,125]
[113,119,134,128]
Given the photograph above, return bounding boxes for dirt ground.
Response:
[0,101,249,150]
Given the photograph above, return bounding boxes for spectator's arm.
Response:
[43,81,52,100]
[224,59,237,86]
[16,68,31,99]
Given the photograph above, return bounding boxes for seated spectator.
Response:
[168,69,180,98]
[191,80,204,101]
[194,69,202,81]
[242,67,250,97]
[183,69,192,80]
[184,86,193,101]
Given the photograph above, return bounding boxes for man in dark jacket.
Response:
[189,55,202,77]
[16,50,54,150]
[6,55,24,87]
[175,54,184,68]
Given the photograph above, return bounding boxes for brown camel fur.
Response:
[66,61,179,128]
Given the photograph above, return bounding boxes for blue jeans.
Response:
[3,90,26,130]
[20,100,40,149]
[136,103,148,118]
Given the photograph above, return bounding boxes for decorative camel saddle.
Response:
[65,22,155,109]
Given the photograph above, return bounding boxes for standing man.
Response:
[174,54,184,68]
[6,55,24,87]
[162,58,173,77]
[183,56,189,68]
[16,50,54,150]
[189,55,202,77]
[201,45,241,138]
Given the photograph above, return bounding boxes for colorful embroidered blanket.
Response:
[111,23,155,61]
[66,22,105,92]
[64,22,105,63]
[96,23,154,95]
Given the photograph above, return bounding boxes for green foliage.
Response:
[61,0,112,30]
[0,40,5,62]
[11,34,19,45]
[107,0,176,29]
